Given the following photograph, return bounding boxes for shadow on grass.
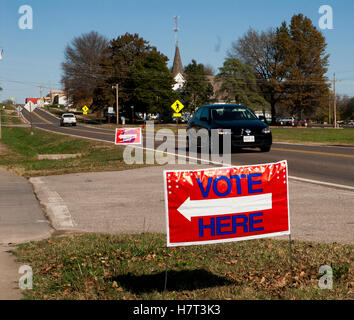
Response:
[112,269,235,293]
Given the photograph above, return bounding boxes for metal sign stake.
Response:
[163,246,169,295]
[289,234,294,286]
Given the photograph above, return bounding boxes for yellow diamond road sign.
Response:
[171,100,184,113]
[82,106,89,115]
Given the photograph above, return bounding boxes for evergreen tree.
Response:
[181,60,214,111]
[340,96,354,120]
[95,33,167,113]
[277,14,330,118]
[216,58,269,110]
[129,52,177,121]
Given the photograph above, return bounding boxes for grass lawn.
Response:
[0,106,23,125]
[0,127,149,177]
[14,233,353,300]
[271,128,354,145]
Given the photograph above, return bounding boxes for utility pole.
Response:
[49,81,52,107]
[333,73,337,129]
[113,84,119,125]
[30,102,33,135]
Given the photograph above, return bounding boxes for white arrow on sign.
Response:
[119,134,137,140]
[177,193,272,222]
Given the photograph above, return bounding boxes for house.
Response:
[49,90,69,106]
[25,98,40,104]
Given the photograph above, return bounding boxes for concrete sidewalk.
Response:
[0,170,53,300]
[30,165,354,244]
[0,170,52,244]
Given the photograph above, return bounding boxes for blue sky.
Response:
[1,0,354,103]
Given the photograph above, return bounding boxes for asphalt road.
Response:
[30,166,354,244]
[21,108,354,188]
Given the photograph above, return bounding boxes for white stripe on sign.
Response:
[119,134,137,140]
[177,193,272,222]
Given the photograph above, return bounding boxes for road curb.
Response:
[29,177,76,231]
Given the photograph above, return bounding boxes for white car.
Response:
[60,113,77,126]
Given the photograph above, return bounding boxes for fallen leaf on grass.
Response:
[43,266,52,272]
[144,254,157,261]
[274,277,287,288]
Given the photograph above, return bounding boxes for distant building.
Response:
[206,75,225,103]
[171,17,185,92]
[25,98,40,104]
[170,40,223,103]
[48,90,69,106]
[169,17,223,104]
[171,45,185,91]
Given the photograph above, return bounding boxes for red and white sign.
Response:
[164,161,290,247]
[115,128,142,145]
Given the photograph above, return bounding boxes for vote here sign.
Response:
[115,128,142,145]
[164,161,290,247]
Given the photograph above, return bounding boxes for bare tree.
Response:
[229,28,285,124]
[204,64,216,76]
[61,31,108,106]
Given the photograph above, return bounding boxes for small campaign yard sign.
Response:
[115,128,142,145]
[164,161,290,247]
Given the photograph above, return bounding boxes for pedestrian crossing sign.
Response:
[171,100,184,113]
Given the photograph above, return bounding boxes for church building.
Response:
[171,16,185,92]
[171,45,185,91]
